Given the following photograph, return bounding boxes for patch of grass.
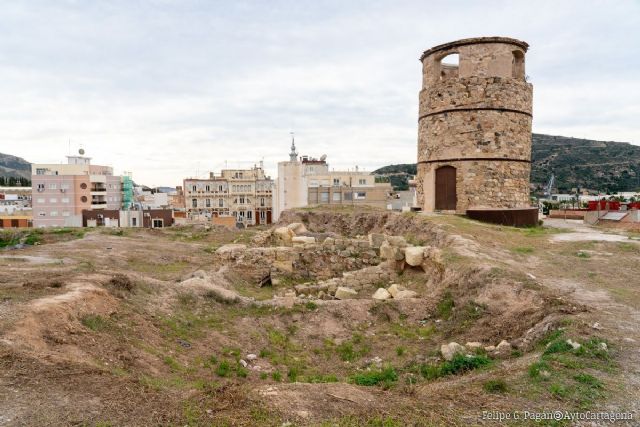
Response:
[177,291,197,306]
[538,329,564,347]
[436,292,454,320]
[575,251,591,259]
[215,360,231,377]
[421,354,491,380]
[352,366,398,387]
[528,360,551,379]
[512,246,534,254]
[23,233,41,245]
[396,346,406,357]
[80,314,109,331]
[304,373,339,383]
[271,371,282,381]
[336,334,370,362]
[543,339,573,356]
[203,244,220,254]
[549,383,569,399]
[483,379,508,393]
[574,373,603,389]
[305,301,318,311]
[163,356,183,372]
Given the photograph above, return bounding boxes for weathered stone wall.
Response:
[416,37,533,213]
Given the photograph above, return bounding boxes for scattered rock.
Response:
[465,342,482,350]
[292,236,316,245]
[287,223,308,234]
[566,339,581,350]
[386,235,408,248]
[379,241,403,261]
[484,345,496,352]
[176,338,191,349]
[387,284,403,298]
[440,342,465,361]
[368,233,386,249]
[246,354,258,361]
[403,246,425,266]
[335,286,358,300]
[591,322,603,330]
[394,290,418,299]
[493,340,512,357]
[372,288,391,300]
[274,227,294,244]
[598,342,608,351]
[623,337,636,343]
[239,359,248,368]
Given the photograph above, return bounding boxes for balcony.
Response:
[91,184,107,192]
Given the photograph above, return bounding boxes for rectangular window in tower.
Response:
[205,185,210,192]
[358,179,366,185]
[332,192,341,202]
[218,199,223,207]
[192,199,197,208]
[205,199,211,207]
[320,192,329,202]
[333,178,340,186]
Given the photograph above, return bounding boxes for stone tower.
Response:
[416,37,533,213]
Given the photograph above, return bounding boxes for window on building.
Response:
[358,179,366,185]
[355,192,367,199]
[239,211,245,218]
[218,185,223,192]
[333,178,340,186]
[62,211,70,217]
[260,197,265,207]
[37,198,44,204]
[344,192,353,201]
[81,196,88,203]
[205,185,210,192]
[50,211,58,217]
[36,168,46,175]
[192,199,197,208]
[49,198,57,203]
[62,198,69,203]
[49,183,57,190]
[247,211,252,219]
[152,219,164,228]
[80,183,87,189]
[260,211,266,221]
[218,199,223,207]
[132,217,137,226]
[332,192,341,202]
[320,192,329,202]
[37,184,45,191]
[61,184,69,190]
[38,212,46,217]
[239,196,245,204]
[205,199,211,207]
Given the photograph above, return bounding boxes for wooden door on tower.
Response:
[435,166,457,211]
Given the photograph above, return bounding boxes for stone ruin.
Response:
[213,222,444,302]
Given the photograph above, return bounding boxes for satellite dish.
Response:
[78,148,85,155]
[320,154,327,161]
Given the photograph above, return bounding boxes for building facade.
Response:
[183,166,273,226]
[273,139,392,220]
[31,153,123,227]
[416,37,533,213]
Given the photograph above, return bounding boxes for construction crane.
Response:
[544,174,555,198]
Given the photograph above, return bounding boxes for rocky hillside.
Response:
[374,134,640,194]
[0,152,31,186]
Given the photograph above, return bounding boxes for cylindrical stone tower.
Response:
[416,37,533,213]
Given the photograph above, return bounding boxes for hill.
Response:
[0,153,31,186]
[374,134,640,194]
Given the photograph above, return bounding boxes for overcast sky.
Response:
[0,0,638,186]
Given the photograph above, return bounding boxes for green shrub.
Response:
[439,354,490,376]
[396,346,405,357]
[215,361,231,377]
[305,301,318,311]
[337,342,355,362]
[436,292,455,320]
[549,383,569,399]
[529,360,550,379]
[24,234,40,245]
[544,339,573,356]
[574,373,603,389]
[483,379,508,393]
[81,314,108,331]
[305,374,338,383]
[272,371,282,382]
[352,366,398,387]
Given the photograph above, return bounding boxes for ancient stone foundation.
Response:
[416,37,533,213]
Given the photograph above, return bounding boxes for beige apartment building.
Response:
[274,139,392,220]
[183,165,274,226]
[31,152,123,227]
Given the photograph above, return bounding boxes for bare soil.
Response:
[0,210,638,426]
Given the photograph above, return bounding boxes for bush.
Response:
[352,366,398,387]
[436,292,455,320]
[529,360,550,379]
[108,274,135,292]
[483,379,508,393]
[574,373,603,389]
[544,339,573,356]
[81,314,108,331]
[421,354,491,380]
[215,361,231,377]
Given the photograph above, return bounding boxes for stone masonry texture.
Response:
[416,37,533,213]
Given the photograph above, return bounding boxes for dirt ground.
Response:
[0,210,638,426]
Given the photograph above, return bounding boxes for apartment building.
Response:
[31,152,123,227]
[273,139,393,220]
[183,165,273,226]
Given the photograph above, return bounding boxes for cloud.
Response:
[0,0,638,185]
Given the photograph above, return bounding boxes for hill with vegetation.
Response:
[0,152,31,186]
[374,134,640,194]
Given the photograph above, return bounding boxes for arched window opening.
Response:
[512,50,525,79]
[437,53,459,81]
